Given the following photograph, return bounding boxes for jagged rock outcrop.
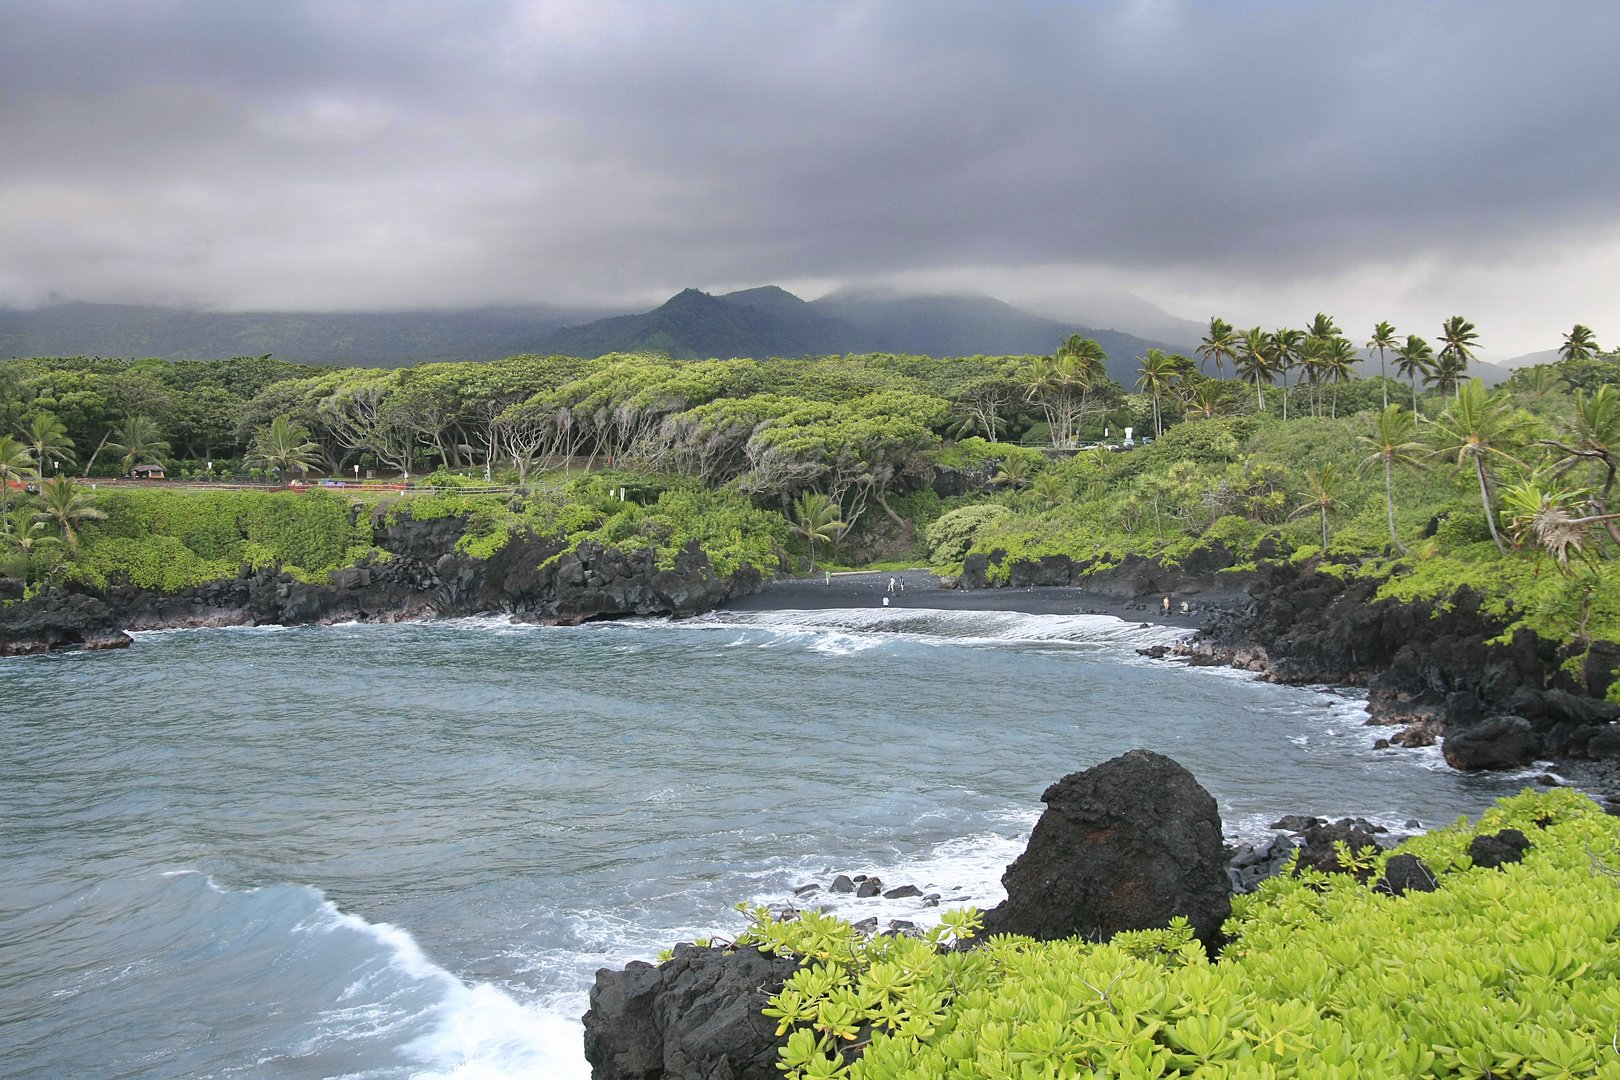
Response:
[0,509,765,653]
[0,587,130,654]
[1187,559,1620,771]
[583,944,799,1080]
[979,750,1231,948]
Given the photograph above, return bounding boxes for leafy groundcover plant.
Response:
[729,788,1620,1079]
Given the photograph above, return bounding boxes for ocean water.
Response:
[0,608,1547,1079]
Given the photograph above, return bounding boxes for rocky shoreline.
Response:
[1173,557,1620,776]
[8,517,1618,780]
[581,750,1541,1080]
[0,507,764,656]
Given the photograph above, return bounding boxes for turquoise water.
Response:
[0,608,1536,1078]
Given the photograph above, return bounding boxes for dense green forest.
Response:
[2,317,1618,667]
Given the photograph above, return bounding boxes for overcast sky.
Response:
[2,0,1617,357]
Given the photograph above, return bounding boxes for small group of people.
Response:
[1161,596,1190,616]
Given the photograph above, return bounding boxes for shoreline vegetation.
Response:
[1,320,1618,734]
[596,777,1620,1080]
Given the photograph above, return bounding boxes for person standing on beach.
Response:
[825,571,831,586]
[1161,596,1170,616]
[887,577,896,594]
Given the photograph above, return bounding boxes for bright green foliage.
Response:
[927,505,1012,565]
[739,789,1620,1080]
[929,438,1046,473]
[65,488,369,589]
[567,488,790,575]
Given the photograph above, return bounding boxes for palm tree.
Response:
[1307,312,1340,340]
[22,412,75,476]
[789,491,845,572]
[993,455,1035,489]
[1428,378,1525,555]
[1499,474,1620,570]
[1319,337,1358,418]
[1136,349,1180,436]
[1367,321,1398,409]
[107,415,171,475]
[1196,317,1240,379]
[1394,335,1434,414]
[1543,383,1620,546]
[1560,324,1600,362]
[1516,364,1560,396]
[0,435,32,517]
[1031,472,1067,508]
[1235,326,1276,411]
[1428,350,1469,400]
[32,475,105,550]
[1183,379,1223,419]
[1270,328,1304,421]
[1,510,59,558]
[1289,463,1347,548]
[1297,336,1328,417]
[247,416,323,482]
[1436,316,1479,401]
[1357,406,1426,554]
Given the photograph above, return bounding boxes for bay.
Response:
[0,609,1535,1078]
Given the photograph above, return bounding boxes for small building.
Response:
[131,464,166,480]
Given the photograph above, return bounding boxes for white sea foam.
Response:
[677,607,1192,656]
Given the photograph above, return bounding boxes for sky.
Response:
[1,0,1617,359]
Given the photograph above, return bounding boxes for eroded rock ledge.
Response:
[0,508,764,655]
[1182,558,1620,771]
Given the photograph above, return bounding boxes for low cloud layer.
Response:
[2,0,1616,356]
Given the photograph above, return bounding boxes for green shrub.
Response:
[927,505,1012,565]
[741,787,1620,1080]
[67,488,370,590]
[1436,510,1494,549]
[1202,515,1259,557]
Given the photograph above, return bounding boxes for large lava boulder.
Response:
[1442,715,1541,770]
[980,750,1231,947]
[583,943,799,1080]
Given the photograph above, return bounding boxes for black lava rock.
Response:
[1469,828,1531,869]
[855,878,882,898]
[980,750,1231,947]
[882,885,922,899]
[829,875,854,893]
[1443,716,1541,771]
[583,944,799,1080]
[1290,819,1388,879]
[1376,853,1438,896]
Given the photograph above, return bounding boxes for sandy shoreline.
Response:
[717,569,1242,631]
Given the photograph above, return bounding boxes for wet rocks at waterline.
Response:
[581,750,1448,1079]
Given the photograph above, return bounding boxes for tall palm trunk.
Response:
[1384,459,1406,554]
[1475,457,1507,555]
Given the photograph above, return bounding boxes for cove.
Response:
[0,609,1540,1079]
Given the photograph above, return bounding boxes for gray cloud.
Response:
[1,0,1617,352]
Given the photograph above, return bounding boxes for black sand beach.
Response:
[719,569,1238,630]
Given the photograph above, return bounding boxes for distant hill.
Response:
[0,302,624,366]
[537,286,1177,382]
[1,289,1183,377]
